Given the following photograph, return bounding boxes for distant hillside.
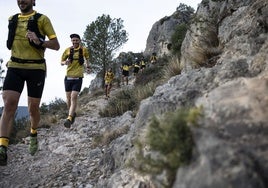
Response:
[0,106,29,120]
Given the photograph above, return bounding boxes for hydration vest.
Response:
[7,13,45,50]
[68,47,84,65]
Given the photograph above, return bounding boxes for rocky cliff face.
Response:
[1,0,268,187]
[144,4,194,57]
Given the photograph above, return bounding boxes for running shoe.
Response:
[64,119,72,128]
[29,136,38,156]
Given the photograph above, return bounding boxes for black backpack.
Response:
[7,13,45,50]
[68,47,84,65]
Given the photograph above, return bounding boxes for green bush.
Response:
[133,107,202,187]
[40,98,67,117]
[170,23,188,56]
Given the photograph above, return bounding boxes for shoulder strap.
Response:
[7,13,45,50]
[28,13,45,49]
[6,13,19,50]
[69,47,74,61]
[68,47,85,65]
[27,13,44,39]
[78,47,84,65]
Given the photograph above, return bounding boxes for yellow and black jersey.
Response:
[104,71,115,84]
[122,63,130,71]
[7,11,57,71]
[61,46,90,78]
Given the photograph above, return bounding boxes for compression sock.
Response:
[67,115,73,122]
[30,128,37,136]
[0,137,9,148]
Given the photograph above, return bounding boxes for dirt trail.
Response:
[0,78,136,187]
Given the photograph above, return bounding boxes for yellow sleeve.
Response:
[38,14,57,40]
[61,47,70,61]
[83,47,90,60]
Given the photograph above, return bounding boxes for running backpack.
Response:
[7,13,45,50]
[68,47,84,65]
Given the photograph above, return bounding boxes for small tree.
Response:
[83,14,128,86]
[176,3,195,13]
[170,23,188,56]
[170,3,195,56]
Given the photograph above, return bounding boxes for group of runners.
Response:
[0,0,158,166]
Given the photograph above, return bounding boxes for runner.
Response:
[104,68,115,99]
[61,33,90,128]
[0,0,60,166]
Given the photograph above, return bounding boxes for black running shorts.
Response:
[64,77,82,92]
[3,68,46,98]
[122,70,129,77]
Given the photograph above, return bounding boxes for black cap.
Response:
[70,34,81,39]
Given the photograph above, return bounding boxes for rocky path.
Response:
[0,79,137,188]
[0,96,109,188]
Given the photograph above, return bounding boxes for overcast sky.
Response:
[0,0,201,106]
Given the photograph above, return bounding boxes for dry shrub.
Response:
[92,125,129,148]
[99,89,137,117]
[162,56,182,80]
[134,82,157,102]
